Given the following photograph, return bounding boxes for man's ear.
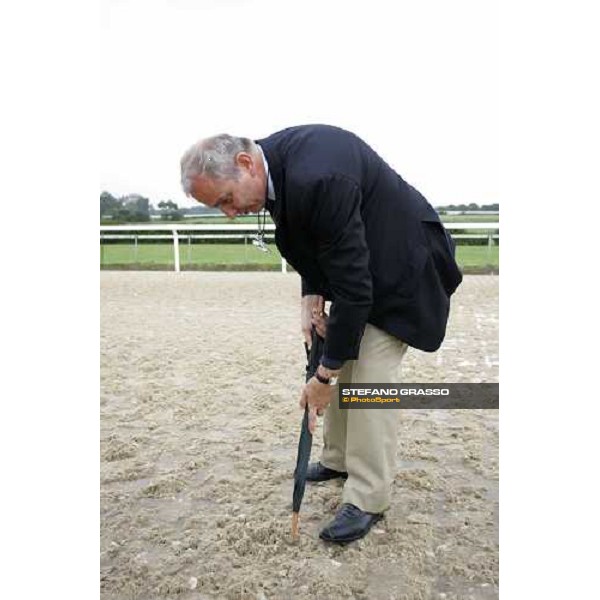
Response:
[235,152,254,174]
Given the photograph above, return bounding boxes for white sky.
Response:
[101,0,498,208]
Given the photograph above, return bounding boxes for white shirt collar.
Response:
[257,144,276,201]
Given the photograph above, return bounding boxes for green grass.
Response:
[100,242,283,267]
[100,242,498,271]
[455,245,499,268]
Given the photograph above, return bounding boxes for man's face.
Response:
[189,153,266,218]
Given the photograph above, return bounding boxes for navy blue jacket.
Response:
[257,125,462,367]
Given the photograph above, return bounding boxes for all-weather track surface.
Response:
[101,272,498,600]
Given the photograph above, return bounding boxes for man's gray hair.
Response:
[180,134,256,195]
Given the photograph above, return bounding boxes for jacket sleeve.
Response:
[301,277,319,296]
[304,175,373,363]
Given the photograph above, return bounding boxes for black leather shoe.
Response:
[306,462,348,482]
[319,503,383,543]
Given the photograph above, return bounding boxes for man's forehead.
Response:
[190,176,227,202]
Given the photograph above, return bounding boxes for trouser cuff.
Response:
[342,485,391,514]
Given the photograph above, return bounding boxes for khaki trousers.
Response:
[321,324,408,513]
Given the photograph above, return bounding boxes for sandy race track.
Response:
[100,272,498,600]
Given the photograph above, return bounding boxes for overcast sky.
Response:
[101,0,497,208]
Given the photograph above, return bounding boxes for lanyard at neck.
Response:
[252,164,270,253]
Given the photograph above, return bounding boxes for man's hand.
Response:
[311,299,328,339]
[299,370,338,434]
[301,295,324,346]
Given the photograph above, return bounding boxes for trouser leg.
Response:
[341,324,408,513]
[320,360,353,472]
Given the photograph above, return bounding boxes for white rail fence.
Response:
[100,223,499,272]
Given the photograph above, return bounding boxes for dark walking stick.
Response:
[291,327,324,537]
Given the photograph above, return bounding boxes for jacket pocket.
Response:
[422,221,463,296]
[396,243,429,297]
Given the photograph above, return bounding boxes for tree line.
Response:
[101,191,498,223]
[100,191,185,222]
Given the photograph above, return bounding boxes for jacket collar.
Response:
[256,137,285,224]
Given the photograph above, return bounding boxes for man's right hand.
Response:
[301,294,324,348]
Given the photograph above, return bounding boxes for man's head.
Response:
[180,134,267,218]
